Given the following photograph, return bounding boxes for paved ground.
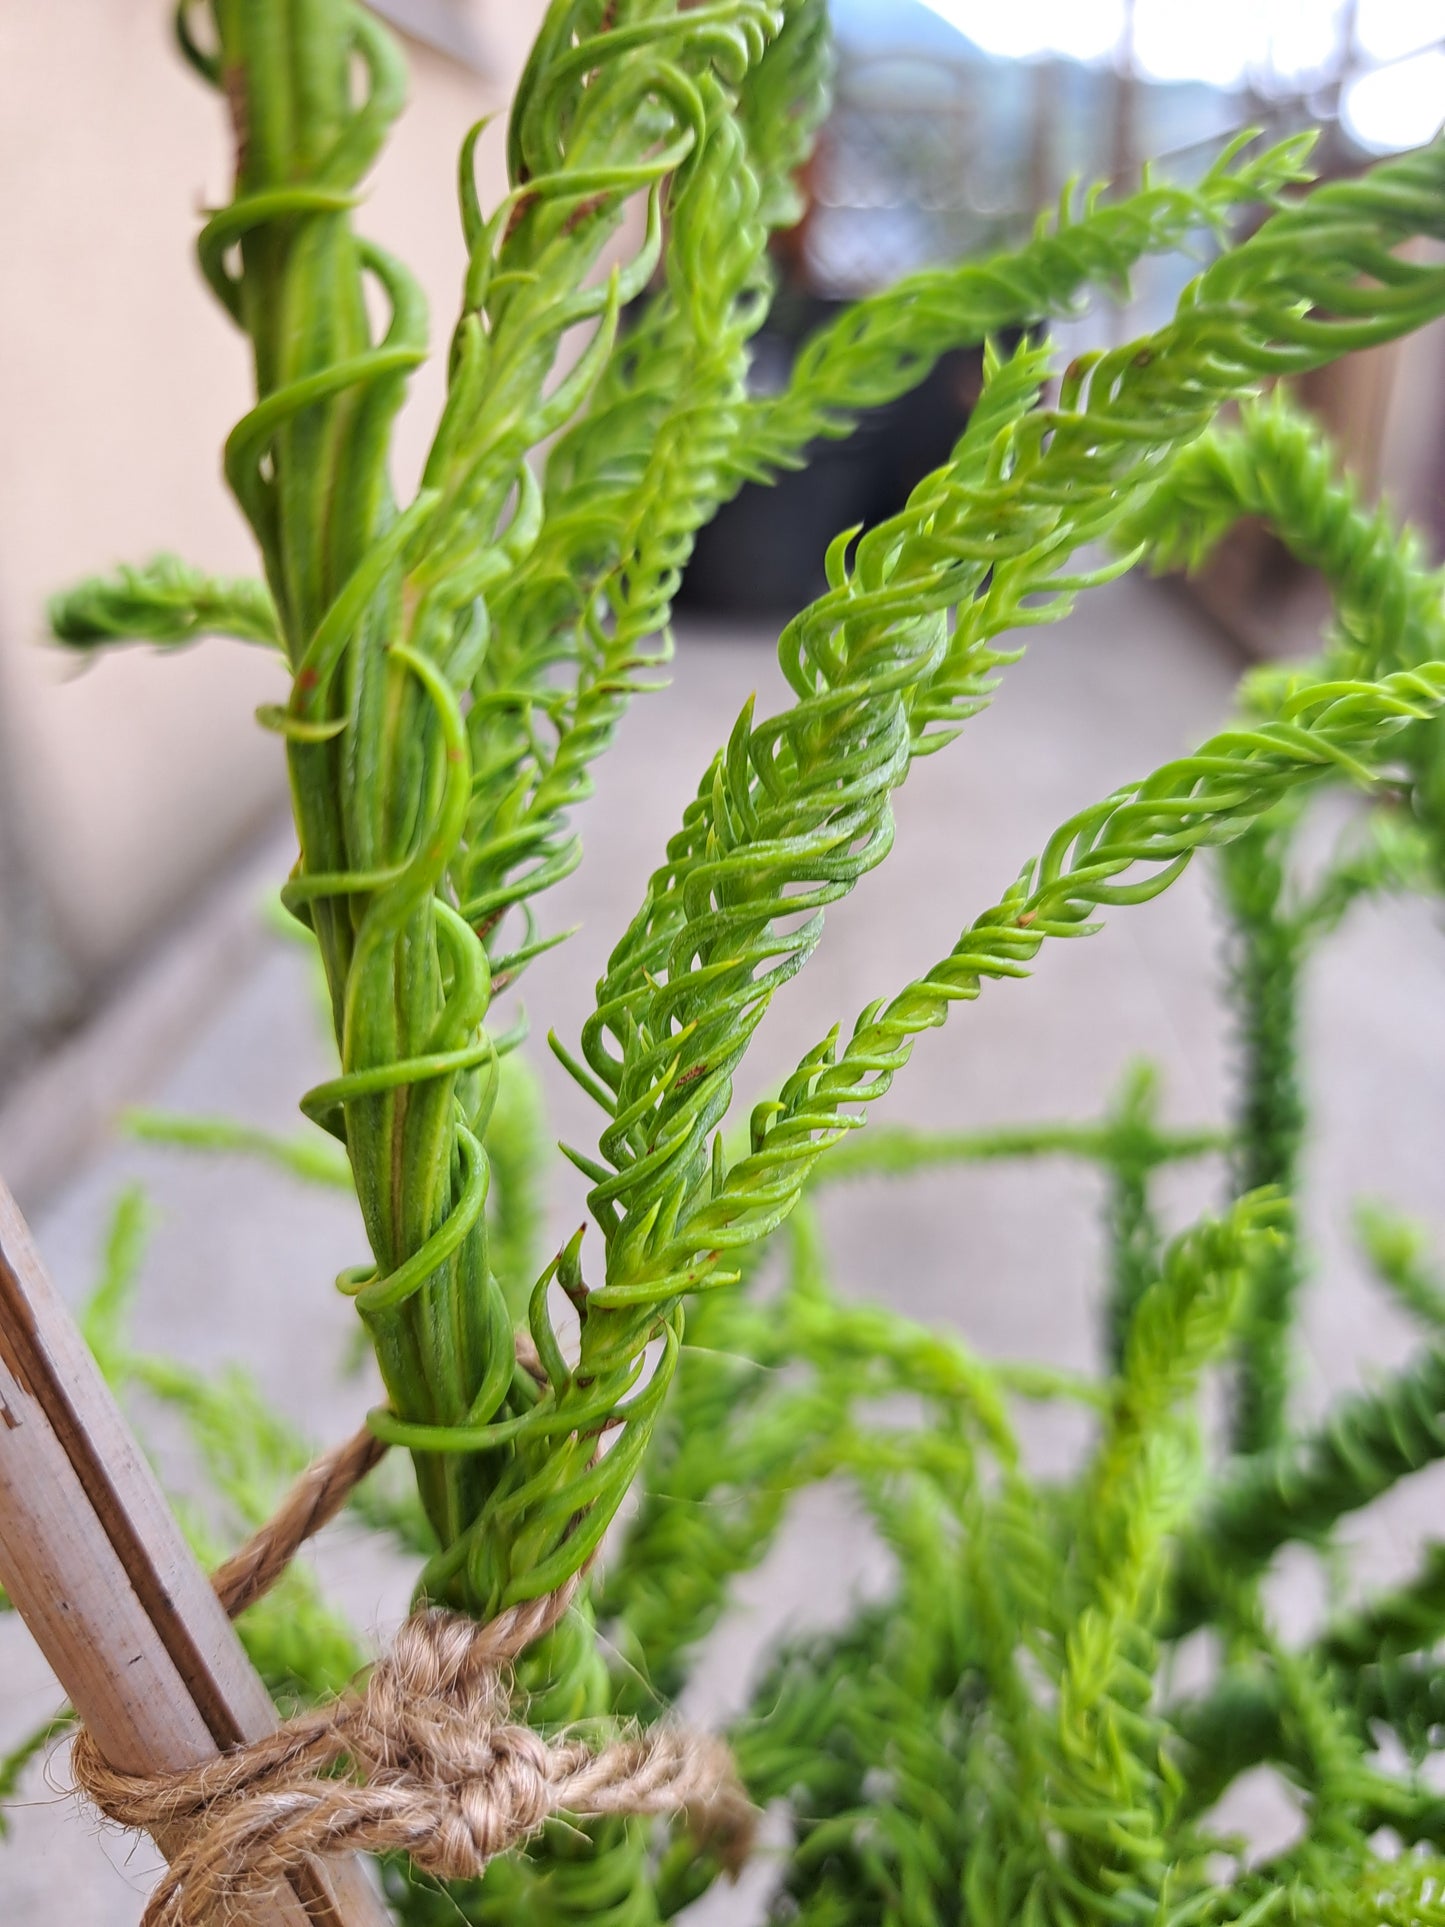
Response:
[5,575,1445,1918]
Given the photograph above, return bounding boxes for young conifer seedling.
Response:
[16,2,1445,1923]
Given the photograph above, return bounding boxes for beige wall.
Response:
[0,2,546,1067]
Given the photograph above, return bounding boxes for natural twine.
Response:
[71,1421,755,1927]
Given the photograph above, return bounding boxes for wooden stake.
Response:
[0,1176,391,1926]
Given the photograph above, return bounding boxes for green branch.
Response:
[49,554,279,648]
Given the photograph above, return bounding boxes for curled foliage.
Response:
[37,4,1445,1921]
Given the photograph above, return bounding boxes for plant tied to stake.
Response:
[30,1,1445,1922]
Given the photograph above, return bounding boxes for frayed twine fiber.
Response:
[70,1425,756,1927]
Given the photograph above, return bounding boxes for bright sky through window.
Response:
[1343,47,1445,148]
[910,0,1444,150]
[912,0,1443,88]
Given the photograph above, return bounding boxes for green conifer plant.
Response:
[16,2,1445,1923]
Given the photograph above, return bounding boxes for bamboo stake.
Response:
[0,1175,391,1927]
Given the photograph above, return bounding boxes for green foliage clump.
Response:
[15,2,1445,1923]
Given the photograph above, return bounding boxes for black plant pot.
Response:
[679,294,988,619]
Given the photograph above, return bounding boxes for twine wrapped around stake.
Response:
[70,1426,756,1927]
[210,1425,390,1619]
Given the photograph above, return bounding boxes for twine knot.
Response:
[68,1429,756,1925]
[74,1590,754,1924]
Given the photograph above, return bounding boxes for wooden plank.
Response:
[0,1175,391,1926]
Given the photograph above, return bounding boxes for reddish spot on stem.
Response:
[562,194,608,237]
[504,190,536,244]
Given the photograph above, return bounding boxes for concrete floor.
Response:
[4,574,1445,1918]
